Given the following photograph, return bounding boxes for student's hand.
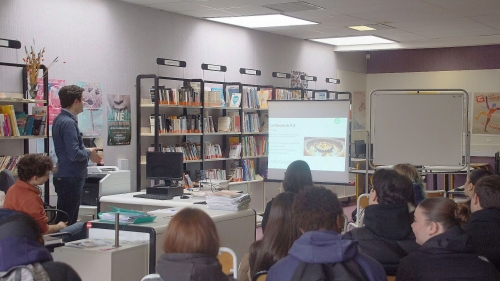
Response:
[88,148,103,164]
[57,221,68,231]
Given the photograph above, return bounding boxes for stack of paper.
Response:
[206,191,251,211]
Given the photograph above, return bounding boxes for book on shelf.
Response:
[217,116,231,132]
[211,88,226,107]
[243,87,258,109]
[229,93,242,108]
[15,112,28,136]
[228,143,241,159]
[0,105,19,136]
[315,92,327,100]
[225,85,240,105]
[258,89,272,109]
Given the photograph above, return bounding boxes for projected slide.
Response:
[267,99,351,183]
[269,118,348,172]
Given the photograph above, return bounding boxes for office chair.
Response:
[0,169,15,194]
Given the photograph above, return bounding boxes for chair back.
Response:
[252,270,268,281]
[0,169,15,194]
[218,247,237,279]
[387,276,396,281]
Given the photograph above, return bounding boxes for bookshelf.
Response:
[0,57,50,202]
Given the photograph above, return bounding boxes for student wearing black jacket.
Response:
[464,175,500,271]
[343,169,419,275]
[397,197,499,281]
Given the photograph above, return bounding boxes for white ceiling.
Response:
[120,0,500,51]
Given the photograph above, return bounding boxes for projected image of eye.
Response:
[304,137,345,157]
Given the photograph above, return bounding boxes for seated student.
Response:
[393,163,427,205]
[239,192,301,280]
[261,160,313,233]
[343,169,419,275]
[464,175,500,271]
[397,197,499,281]
[0,212,81,281]
[3,154,85,241]
[267,186,386,281]
[464,168,493,198]
[155,208,227,281]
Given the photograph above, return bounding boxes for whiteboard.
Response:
[371,92,465,166]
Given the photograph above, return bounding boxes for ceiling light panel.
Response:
[207,14,318,28]
[348,25,376,31]
[312,35,395,45]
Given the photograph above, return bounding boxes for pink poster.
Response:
[35,78,65,125]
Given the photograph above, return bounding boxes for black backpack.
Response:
[291,259,370,281]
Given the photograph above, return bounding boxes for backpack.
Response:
[291,259,370,281]
[0,263,50,281]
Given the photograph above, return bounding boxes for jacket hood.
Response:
[288,230,358,264]
[0,237,52,271]
[364,203,414,240]
[156,253,226,281]
[420,226,471,255]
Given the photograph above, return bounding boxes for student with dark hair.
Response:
[464,168,493,198]
[0,212,81,281]
[3,154,84,240]
[261,160,312,232]
[464,175,500,271]
[52,85,102,225]
[267,186,386,281]
[343,169,419,275]
[397,197,499,281]
[155,208,227,281]
[244,192,301,280]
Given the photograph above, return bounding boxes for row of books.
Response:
[217,113,240,133]
[150,86,202,106]
[229,159,257,182]
[275,89,302,100]
[0,105,46,137]
[242,87,272,109]
[148,142,202,161]
[242,112,262,133]
[150,114,202,134]
[203,141,223,159]
[242,136,268,157]
[195,169,227,181]
[0,155,24,174]
[204,88,226,107]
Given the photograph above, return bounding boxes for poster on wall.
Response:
[291,70,308,89]
[107,94,131,146]
[472,93,500,135]
[76,82,104,137]
[35,78,65,126]
[352,91,366,131]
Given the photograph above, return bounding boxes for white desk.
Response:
[88,204,256,273]
[99,192,205,213]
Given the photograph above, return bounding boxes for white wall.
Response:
[367,70,500,155]
[0,0,340,187]
[336,70,367,142]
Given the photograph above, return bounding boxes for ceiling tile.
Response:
[199,0,292,9]
[424,0,500,17]
[146,2,208,12]
[177,9,238,17]
[220,6,276,16]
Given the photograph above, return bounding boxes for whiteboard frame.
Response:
[366,89,470,187]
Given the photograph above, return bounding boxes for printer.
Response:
[82,166,131,206]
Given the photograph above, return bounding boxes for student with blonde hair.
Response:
[397,197,498,281]
[393,163,426,205]
[155,208,227,281]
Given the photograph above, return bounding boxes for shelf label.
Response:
[156,58,186,68]
[326,78,340,84]
[272,72,290,79]
[201,63,227,72]
[207,64,221,71]
[240,68,261,76]
[300,75,317,81]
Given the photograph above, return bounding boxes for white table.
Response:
[88,204,256,273]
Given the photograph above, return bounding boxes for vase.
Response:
[28,83,38,99]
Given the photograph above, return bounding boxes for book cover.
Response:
[31,115,43,136]
[211,88,225,107]
[15,112,28,135]
[229,93,242,107]
[217,116,231,132]
[24,115,35,135]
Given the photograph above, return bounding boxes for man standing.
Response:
[52,85,102,225]
[465,175,500,271]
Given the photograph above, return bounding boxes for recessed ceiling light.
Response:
[348,25,376,31]
[311,36,395,46]
[206,14,318,28]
